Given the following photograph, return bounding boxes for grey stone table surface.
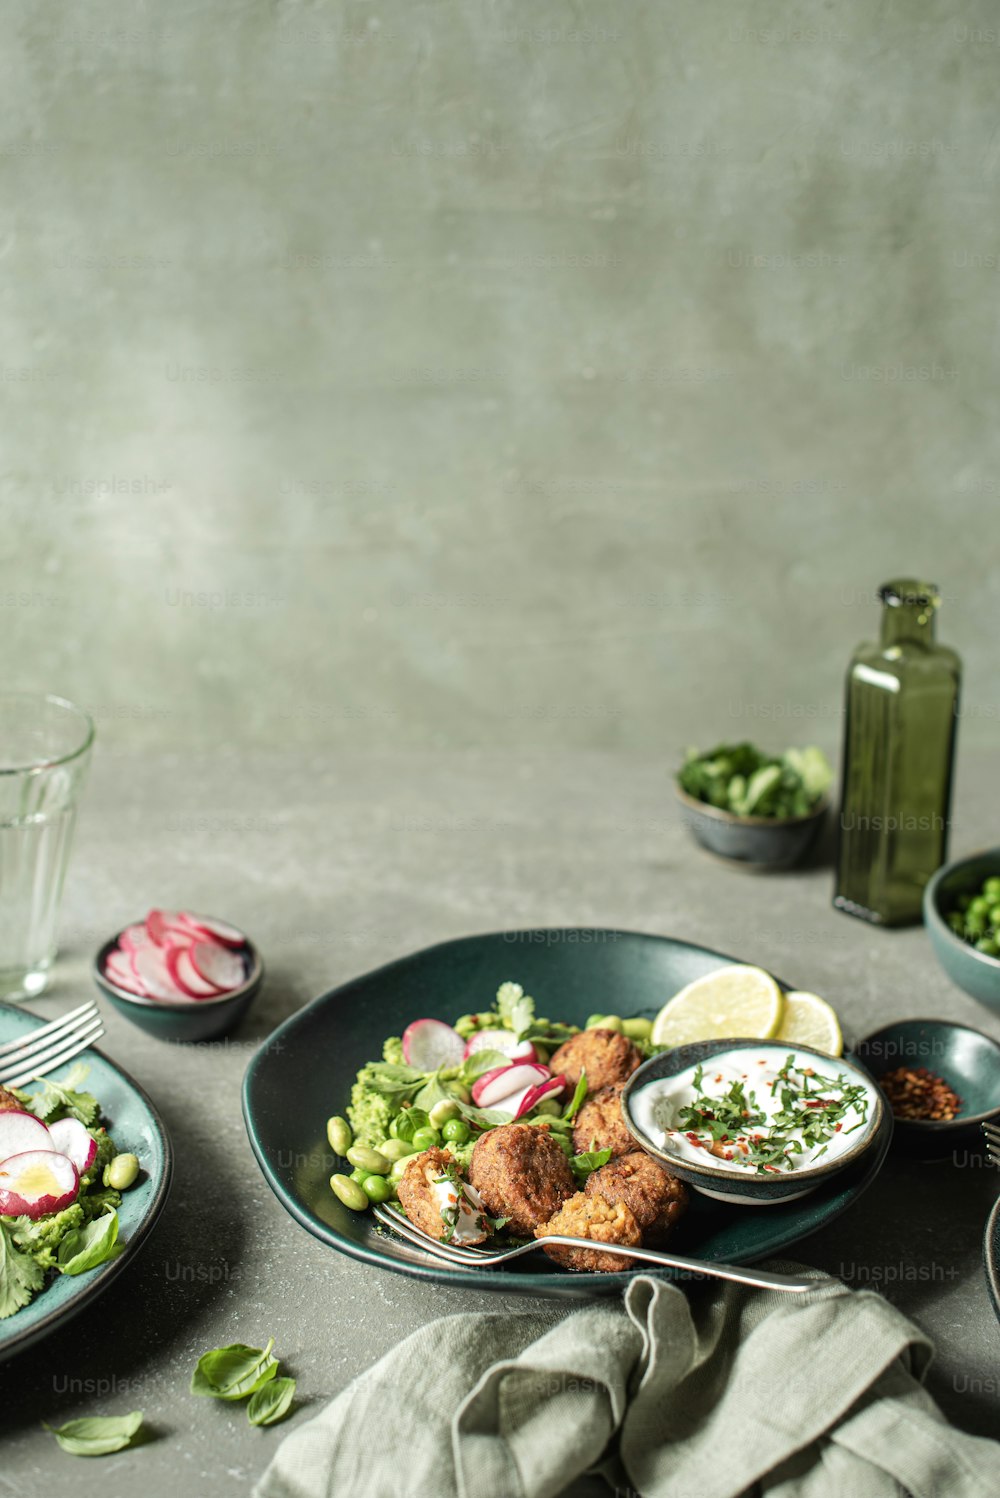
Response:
[3,747,998,1496]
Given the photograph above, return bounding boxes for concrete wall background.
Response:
[3,0,997,763]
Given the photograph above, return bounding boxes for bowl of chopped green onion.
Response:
[675,742,833,871]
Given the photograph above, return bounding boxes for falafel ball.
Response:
[468,1123,575,1237]
[0,1086,22,1113]
[571,1081,634,1159]
[396,1147,489,1245]
[549,1028,642,1094]
[537,1189,642,1272]
[585,1150,688,1246]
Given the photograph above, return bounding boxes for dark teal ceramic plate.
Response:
[986,1196,1000,1327]
[243,929,893,1298]
[0,1003,173,1361]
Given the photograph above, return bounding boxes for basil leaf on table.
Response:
[57,1209,122,1276]
[247,1376,296,1428]
[0,1220,45,1318]
[44,1410,143,1456]
[191,1339,278,1400]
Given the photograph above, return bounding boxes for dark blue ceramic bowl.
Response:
[924,850,1000,1016]
[675,785,829,871]
[855,1018,1000,1152]
[621,1036,889,1205]
[93,923,263,1043]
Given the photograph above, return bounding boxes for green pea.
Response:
[441,1119,470,1144]
[330,1173,368,1211]
[410,1127,440,1152]
[957,892,972,911]
[985,877,1000,900]
[346,1144,391,1175]
[622,1017,653,1041]
[390,1157,411,1185]
[350,1166,372,1185]
[103,1153,139,1191]
[534,1098,562,1117]
[379,1138,415,1162]
[362,1174,393,1203]
[326,1116,353,1155]
[429,1099,460,1129]
[970,896,990,917]
[967,913,987,937]
[976,937,999,956]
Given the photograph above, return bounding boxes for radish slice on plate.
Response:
[402,1019,466,1071]
[471,1062,550,1109]
[167,944,224,999]
[0,1109,54,1162]
[189,941,246,993]
[177,912,246,948]
[518,1075,567,1114]
[48,1117,98,1176]
[462,1029,536,1063]
[0,1150,79,1218]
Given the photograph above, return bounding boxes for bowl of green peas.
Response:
[924,850,1000,1014]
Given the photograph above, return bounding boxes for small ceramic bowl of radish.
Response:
[94,909,263,1042]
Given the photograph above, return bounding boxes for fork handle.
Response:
[538,1235,814,1293]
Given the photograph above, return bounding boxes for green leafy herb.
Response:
[570,1147,612,1182]
[458,1048,512,1084]
[57,1208,122,1276]
[0,1219,45,1319]
[562,1071,589,1122]
[496,981,535,1038]
[24,1063,100,1126]
[44,1410,143,1457]
[677,742,832,820]
[191,1340,279,1401]
[455,1098,517,1130]
[247,1376,296,1428]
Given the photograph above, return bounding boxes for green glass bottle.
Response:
[834,579,961,926]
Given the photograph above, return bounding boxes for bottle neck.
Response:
[880,602,937,647]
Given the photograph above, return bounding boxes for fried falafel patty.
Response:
[585,1150,688,1246]
[571,1081,634,1159]
[396,1147,489,1245]
[549,1028,642,1094]
[537,1190,642,1272]
[468,1123,575,1237]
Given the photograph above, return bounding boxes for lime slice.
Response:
[650,965,784,1049]
[773,991,843,1056]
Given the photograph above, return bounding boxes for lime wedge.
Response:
[773,991,843,1057]
[650,965,784,1049]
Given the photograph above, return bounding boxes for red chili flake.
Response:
[686,1132,703,1146]
[802,1067,815,1076]
[714,1074,723,1083]
[834,1123,842,1132]
[763,1165,780,1173]
[878,1066,961,1122]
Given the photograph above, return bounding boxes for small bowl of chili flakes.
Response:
[855,1019,1000,1153]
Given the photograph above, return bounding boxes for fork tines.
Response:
[0,1000,104,1090]
[983,1121,1000,1165]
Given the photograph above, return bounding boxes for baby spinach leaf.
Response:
[247,1376,296,1428]
[44,1410,143,1456]
[191,1339,278,1400]
[57,1209,122,1276]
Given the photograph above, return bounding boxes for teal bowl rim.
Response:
[620,1037,886,1194]
[92,919,263,1013]
[924,850,1000,973]
[856,1017,1000,1132]
[674,783,831,829]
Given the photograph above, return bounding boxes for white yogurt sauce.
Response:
[429,1172,489,1244]
[630,1045,876,1176]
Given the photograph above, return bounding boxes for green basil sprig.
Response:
[191,1339,278,1401]
[44,1411,143,1456]
[247,1376,296,1428]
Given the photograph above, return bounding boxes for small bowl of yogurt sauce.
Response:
[621,1038,887,1205]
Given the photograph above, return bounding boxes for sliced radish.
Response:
[189,941,246,992]
[167,944,224,999]
[0,1109,54,1162]
[147,908,192,947]
[177,912,246,948]
[471,1062,550,1109]
[105,951,146,994]
[133,945,190,1001]
[518,1075,567,1114]
[48,1117,98,1176]
[402,1019,466,1071]
[0,1150,79,1218]
[462,1029,537,1063]
[119,923,155,954]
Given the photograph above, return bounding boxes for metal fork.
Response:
[983,1121,1000,1170]
[0,999,104,1089]
[372,1204,813,1292]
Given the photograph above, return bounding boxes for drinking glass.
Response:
[0,693,94,1000]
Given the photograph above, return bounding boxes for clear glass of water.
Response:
[0,693,94,1000]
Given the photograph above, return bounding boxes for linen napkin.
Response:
[254,1266,998,1498]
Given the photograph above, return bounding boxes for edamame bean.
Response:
[441,1119,470,1144]
[598,1014,624,1033]
[390,1158,411,1185]
[103,1153,139,1191]
[380,1138,415,1162]
[410,1126,440,1152]
[326,1116,353,1155]
[330,1173,368,1211]
[622,1017,653,1041]
[362,1174,393,1203]
[429,1099,460,1128]
[346,1144,391,1175]
[585,1013,606,1029]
